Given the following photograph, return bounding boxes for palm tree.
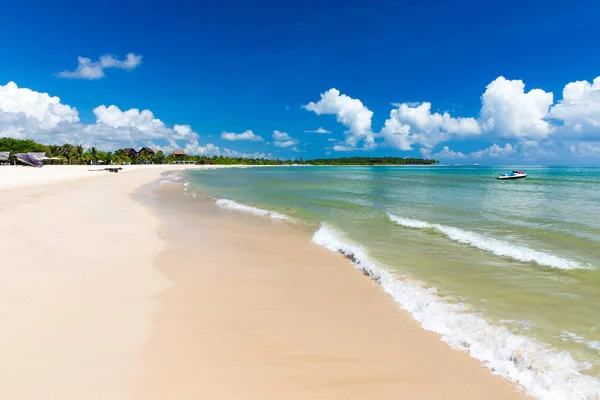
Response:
[153,150,165,164]
[60,144,74,164]
[136,151,151,164]
[48,144,59,157]
[113,149,132,165]
[73,145,84,164]
[85,147,98,165]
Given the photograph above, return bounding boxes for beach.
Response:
[0,165,528,399]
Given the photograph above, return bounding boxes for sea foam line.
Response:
[387,214,589,270]
[312,223,600,400]
[215,199,291,221]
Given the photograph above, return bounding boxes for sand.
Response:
[0,166,186,399]
[0,165,530,399]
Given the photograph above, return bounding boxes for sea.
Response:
[181,165,600,400]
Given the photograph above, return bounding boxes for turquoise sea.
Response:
[183,166,600,400]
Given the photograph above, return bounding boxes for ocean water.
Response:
[183,166,600,399]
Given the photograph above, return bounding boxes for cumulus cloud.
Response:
[381,102,480,150]
[303,88,374,149]
[550,77,600,134]
[306,74,600,162]
[0,81,79,133]
[304,127,331,134]
[0,81,222,153]
[183,139,221,156]
[480,76,554,139]
[422,143,515,163]
[273,140,296,148]
[272,130,300,150]
[420,146,467,160]
[470,143,515,158]
[221,130,263,141]
[86,105,198,146]
[568,141,600,157]
[0,81,280,159]
[56,53,142,80]
[272,130,292,141]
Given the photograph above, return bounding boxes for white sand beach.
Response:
[0,166,529,399]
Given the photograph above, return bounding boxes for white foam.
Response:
[499,319,536,332]
[312,223,600,400]
[560,331,600,355]
[166,173,183,181]
[215,199,291,221]
[387,214,589,270]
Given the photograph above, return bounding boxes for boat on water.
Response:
[497,170,526,180]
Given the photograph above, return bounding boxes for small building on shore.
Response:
[138,147,155,155]
[122,148,138,158]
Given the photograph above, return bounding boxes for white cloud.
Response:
[183,139,220,156]
[568,141,600,157]
[272,130,292,141]
[303,88,374,149]
[550,77,600,134]
[470,143,515,158]
[87,105,197,145]
[94,105,164,133]
[422,143,516,163]
[56,53,142,80]
[421,146,467,160]
[272,130,300,150]
[381,102,480,150]
[173,124,194,137]
[380,112,412,150]
[306,76,597,158]
[332,144,354,151]
[304,127,331,134]
[220,130,263,141]
[0,81,217,153]
[480,76,554,139]
[274,140,296,148]
[0,81,79,137]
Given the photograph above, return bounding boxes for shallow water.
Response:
[184,165,600,399]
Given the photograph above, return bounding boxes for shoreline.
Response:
[136,175,529,399]
[0,166,528,399]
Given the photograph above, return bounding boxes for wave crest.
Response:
[215,199,291,221]
[387,214,589,270]
[312,223,600,400]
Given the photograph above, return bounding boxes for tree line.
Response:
[0,138,438,166]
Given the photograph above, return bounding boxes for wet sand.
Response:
[136,181,530,399]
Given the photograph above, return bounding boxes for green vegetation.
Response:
[0,137,438,165]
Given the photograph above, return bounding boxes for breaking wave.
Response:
[215,199,291,221]
[387,214,589,270]
[312,223,600,400]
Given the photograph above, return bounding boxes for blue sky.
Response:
[1,0,600,163]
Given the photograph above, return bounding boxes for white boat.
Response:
[497,171,527,180]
